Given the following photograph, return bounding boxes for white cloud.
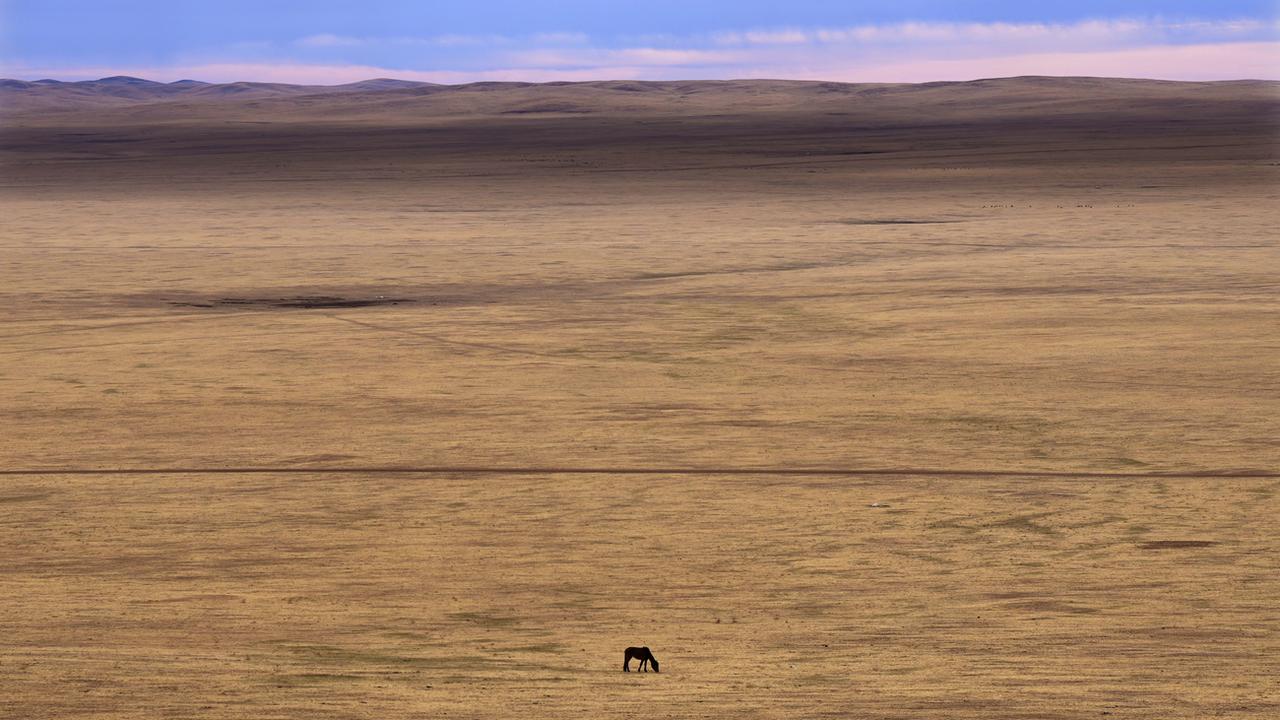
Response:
[610,47,742,65]
[295,34,363,48]
[713,17,1274,46]
[292,32,588,50]
[715,29,810,46]
[532,32,590,45]
[832,42,1280,83]
[426,34,512,47]
[293,33,506,49]
[499,18,1279,80]
[507,46,742,69]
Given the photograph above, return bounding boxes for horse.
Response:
[623,646,659,673]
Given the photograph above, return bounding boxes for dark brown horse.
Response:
[623,646,659,672]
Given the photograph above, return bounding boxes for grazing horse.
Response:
[623,646,659,673]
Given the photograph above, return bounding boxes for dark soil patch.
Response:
[1009,600,1100,614]
[1138,540,1218,550]
[273,296,409,309]
[0,492,53,504]
[171,295,410,310]
[833,219,964,225]
[501,103,592,114]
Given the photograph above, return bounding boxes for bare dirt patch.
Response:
[1138,540,1220,550]
[832,218,966,225]
[170,295,412,310]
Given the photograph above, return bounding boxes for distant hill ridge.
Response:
[2,75,1275,119]
[1,75,436,93]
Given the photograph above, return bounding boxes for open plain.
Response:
[1,77,1278,718]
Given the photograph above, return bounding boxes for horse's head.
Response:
[650,658,659,673]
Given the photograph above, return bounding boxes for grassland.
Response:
[1,77,1277,718]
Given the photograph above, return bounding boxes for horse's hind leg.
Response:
[623,655,630,672]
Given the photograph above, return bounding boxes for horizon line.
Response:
[1,465,1275,479]
[5,73,1276,88]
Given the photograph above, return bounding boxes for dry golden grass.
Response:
[1,78,1277,717]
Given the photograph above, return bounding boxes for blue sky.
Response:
[2,1,1276,83]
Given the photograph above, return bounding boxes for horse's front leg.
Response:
[641,658,649,672]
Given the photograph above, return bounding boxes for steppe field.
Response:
[1,76,1278,718]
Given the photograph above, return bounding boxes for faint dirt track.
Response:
[1,465,1277,478]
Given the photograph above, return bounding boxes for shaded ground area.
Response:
[172,295,412,310]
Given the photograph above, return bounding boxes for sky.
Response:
[1,1,1277,84]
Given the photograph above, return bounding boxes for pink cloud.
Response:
[716,18,1271,46]
[826,42,1280,82]
[507,46,742,69]
[0,61,662,85]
